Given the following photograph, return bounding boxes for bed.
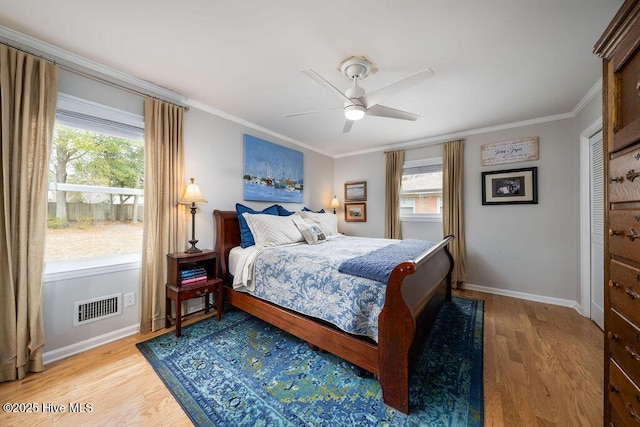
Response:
[213,209,454,414]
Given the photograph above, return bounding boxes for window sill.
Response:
[44,253,142,282]
[400,215,443,223]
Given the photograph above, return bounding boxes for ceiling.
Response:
[0,0,623,157]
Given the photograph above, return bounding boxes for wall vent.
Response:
[73,293,122,326]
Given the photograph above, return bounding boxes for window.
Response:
[45,94,144,271]
[400,157,443,222]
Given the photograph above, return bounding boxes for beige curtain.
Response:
[384,150,404,239]
[140,98,186,333]
[443,139,466,288]
[0,45,58,381]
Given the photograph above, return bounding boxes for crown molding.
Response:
[335,112,574,158]
[0,25,186,105]
[186,99,333,158]
[571,78,602,117]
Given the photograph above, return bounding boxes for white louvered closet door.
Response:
[590,130,604,329]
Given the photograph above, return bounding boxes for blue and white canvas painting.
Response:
[243,134,303,203]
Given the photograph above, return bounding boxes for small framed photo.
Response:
[482,167,538,205]
[345,202,366,222]
[344,181,367,201]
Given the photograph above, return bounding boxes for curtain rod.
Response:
[0,39,189,112]
[383,138,464,154]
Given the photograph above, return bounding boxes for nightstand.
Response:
[165,250,223,337]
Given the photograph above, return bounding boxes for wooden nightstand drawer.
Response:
[175,282,218,299]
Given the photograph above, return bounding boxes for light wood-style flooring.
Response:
[0,290,603,426]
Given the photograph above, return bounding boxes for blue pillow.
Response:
[236,203,279,248]
[302,207,325,213]
[277,205,294,216]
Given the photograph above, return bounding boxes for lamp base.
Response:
[185,239,202,253]
[185,204,202,253]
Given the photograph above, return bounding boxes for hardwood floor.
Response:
[0,290,603,426]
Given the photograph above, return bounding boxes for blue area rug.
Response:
[136,296,483,426]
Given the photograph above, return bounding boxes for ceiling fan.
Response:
[286,56,435,133]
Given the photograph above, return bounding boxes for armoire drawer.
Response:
[610,360,640,426]
[611,260,640,326]
[610,310,640,386]
[611,403,640,426]
[610,210,640,262]
[609,145,640,203]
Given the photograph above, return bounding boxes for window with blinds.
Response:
[46,93,145,265]
[400,157,443,221]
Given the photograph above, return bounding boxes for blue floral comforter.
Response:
[241,235,400,342]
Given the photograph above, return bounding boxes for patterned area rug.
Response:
[136,296,483,426]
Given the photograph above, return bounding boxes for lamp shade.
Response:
[179,178,207,204]
[330,196,339,209]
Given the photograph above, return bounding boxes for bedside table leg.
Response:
[216,284,223,321]
[165,296,171,329]
[175,299,182,337]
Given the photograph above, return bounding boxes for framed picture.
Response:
[243,134,303,203]
[345,202,366,222]
[481,137,539,166]
[482,167,538,205]
[344,181,367,201]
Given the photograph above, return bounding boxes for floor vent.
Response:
[73,293,122,326]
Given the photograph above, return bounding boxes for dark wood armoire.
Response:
[595,1,640,425]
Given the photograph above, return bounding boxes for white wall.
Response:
[464,119,578,302]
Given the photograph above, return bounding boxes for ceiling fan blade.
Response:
[362,68,435,108]
[342,119,354,133]
[366,104,420,121]
[285,107,341,117]
[301,68,354,105]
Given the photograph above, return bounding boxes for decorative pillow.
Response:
[299,211,339,236]
[236,203,279,248]
[276,205,294,216]
[242,213,304,248]
[292,215,327,244]
[302,207,326,213]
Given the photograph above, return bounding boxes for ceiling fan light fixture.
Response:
[344,104,366,121]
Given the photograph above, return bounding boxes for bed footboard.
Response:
[377,235,454,413]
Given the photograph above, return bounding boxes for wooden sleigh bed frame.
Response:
[213,209,454,414]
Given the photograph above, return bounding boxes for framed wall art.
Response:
[481,137,539,166]
[481,167,538,205]
[243,134,303,203]
[345,202,366,222]
[344,181,367,201]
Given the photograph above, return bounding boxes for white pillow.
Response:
[242,213,304,248]
[299,211,339,236]
[292,215,327,244]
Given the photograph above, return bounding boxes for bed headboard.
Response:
[213,210,240,280]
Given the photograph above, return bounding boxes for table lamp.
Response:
[179,178,208,253]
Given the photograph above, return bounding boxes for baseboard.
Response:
[463,283,583,315]
[43,299,207,365]
[43,324,139,365]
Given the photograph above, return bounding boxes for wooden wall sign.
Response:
[481,137,539,166]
